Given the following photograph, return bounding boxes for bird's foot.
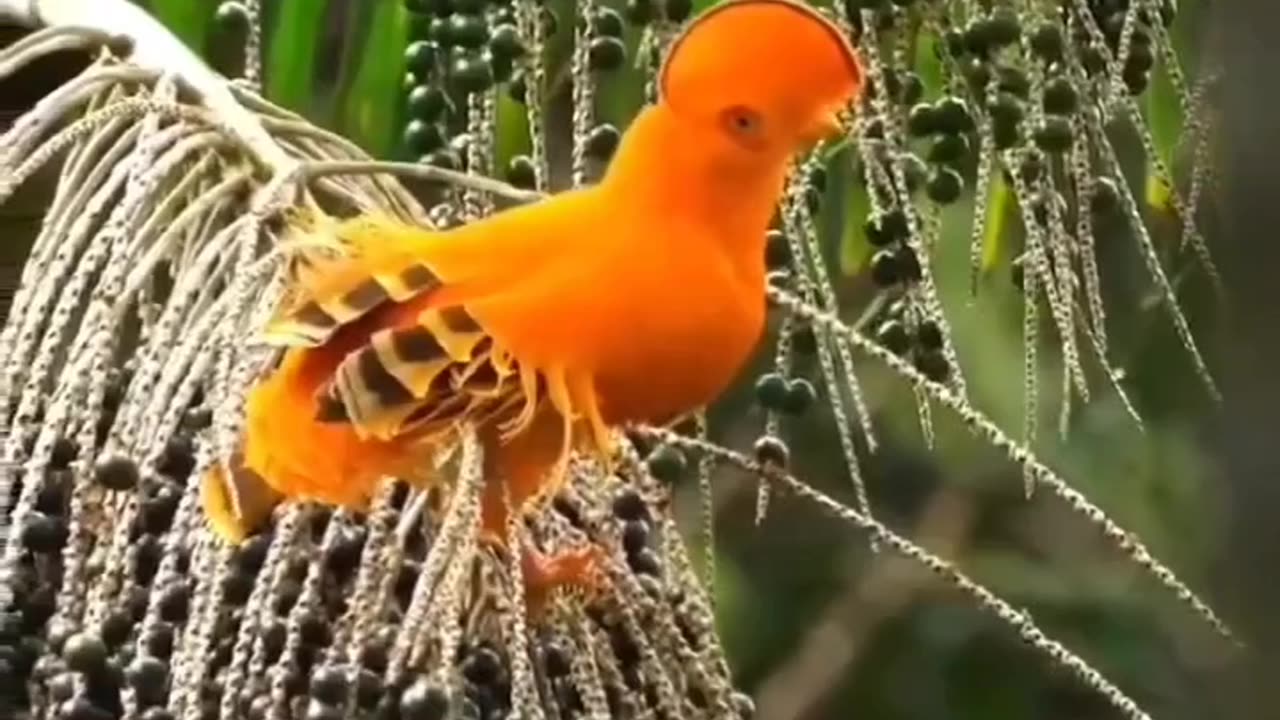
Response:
[521,543,607,617]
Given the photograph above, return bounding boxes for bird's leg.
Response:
[479,411,606,615]
[479,487,607,617]
[568,370,618,476]
[520,542,606,617]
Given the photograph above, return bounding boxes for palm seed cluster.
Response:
[0,0,1232,719]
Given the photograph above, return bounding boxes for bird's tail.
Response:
[200,450,283,545]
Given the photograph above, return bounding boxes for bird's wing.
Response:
[257,210,550,443]
[315,302,545,443]
[260,212,447,348]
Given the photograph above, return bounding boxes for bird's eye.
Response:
[719,105,766,148]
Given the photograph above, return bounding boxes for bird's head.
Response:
[658,0,863,168]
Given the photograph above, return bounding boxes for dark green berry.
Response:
[880,207,909,240]
[897,71,924,106]
[614,486,650,520]
[63,632,108,674]
[125,655,169,705]
[869,249,900,287]
[487,5,515,26]
[1123,57,1151,95]
[1042,76,1079,115]
[214,2,250,30]
[809,165,828,193]
[593,8,625,37]
[933,96,975,134]
[753,435,790,468]
[400,679,449,720]
[804,185,822,214]
[766,269,792,293]
[50,436,78,469]
[791,323,819,355]
[489,57,515,84]
[404,40,439,76]
[95,455,138,490]
[621,520,649,555]
[906,103,939,137]
[765,230,791,270]
[866,208,908,247]
[410,0,452,17]
[865,216,893,247]
[404,120,445,154]
[21,512,66,553]
[877,319,910,355]
[1090,177,1120,216]
[780,378,816,414]
[488,24,525,61]
[996,65,1031,99]
[505,155,537,189]
[986,8,1022,47]
[1101,12,1127,47]
[1031,192,1060,226]
[423,149,460,170]
[1082,43,1107,76]
[588,36,626,71]
[896,244,923,282]
[963,17,997,56]
[584,124,620,161]
[988,91,1024,126]
[917,320,943,351]
[992,118,1020,150]
[901,153,928,193]
[407,85,448,121]
[629,548,661,576]
[507,71,527,104]
[1029,21,1064,62]
[447,14,489,48]
[754,372,790,410]
[914,349,950,382]
[428,16,453,45]
[1033,116,1073,153]
[308,665,349,705]
[962,56,993,90]
[926,166,964,204]
[664,0,692,23]
[646,444,687,484]
[1018,152,1045,184]
[449,52,494,94]
[451,0,484,15]
[625,0,655,25]
[928,133,970,166]
[407,12,433,40]
[878,69,901,103]
[988,92,1024,150]
[540,7,558,36]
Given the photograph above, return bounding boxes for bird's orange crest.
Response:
[659,0,863,144]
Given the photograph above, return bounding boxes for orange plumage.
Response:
[201,0,863,597]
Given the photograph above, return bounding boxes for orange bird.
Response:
[201,0,862,596]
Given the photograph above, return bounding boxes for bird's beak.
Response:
[814,109,844,137]
[800,107,846,145]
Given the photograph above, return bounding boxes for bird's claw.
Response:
[521,543,608,617]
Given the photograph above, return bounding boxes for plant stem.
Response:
[0,0,291,171]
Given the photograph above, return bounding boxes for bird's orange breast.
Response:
[589,224,768,426]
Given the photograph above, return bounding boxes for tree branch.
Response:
[0,0,291,171]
